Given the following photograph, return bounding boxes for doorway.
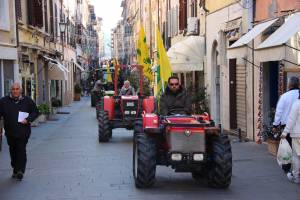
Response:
[263,61,279,126]
[229,59,237,129]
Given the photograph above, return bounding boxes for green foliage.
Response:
[74,84,82,93]
[37,104,50,115]
[187,86,209,114]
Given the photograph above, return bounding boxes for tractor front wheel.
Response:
[207,134,232,188]
[133,134,156,188]
[98,111,111,143]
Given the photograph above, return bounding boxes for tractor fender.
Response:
[142,96,155,113]
[103,96,115,120]
[142,113,159,130]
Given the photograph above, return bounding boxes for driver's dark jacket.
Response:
[160,86,192,116]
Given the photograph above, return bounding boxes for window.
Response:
[0,0,10,31]
[179,0,187,30]
[27,0,44,27]
[44,0,48,32]
[190,0,197,17]
[16,0,22,20]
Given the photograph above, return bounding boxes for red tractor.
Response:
[133,111,232,188]
[97,64,155,142]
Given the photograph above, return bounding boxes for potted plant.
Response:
[74,83,82,101]
[51,98,62,114]
[37,104,50,122]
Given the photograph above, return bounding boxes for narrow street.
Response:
[0,98,299,200]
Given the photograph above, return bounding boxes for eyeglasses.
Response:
[169,83,179,86]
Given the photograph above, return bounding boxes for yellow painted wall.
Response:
[205,0,237,13]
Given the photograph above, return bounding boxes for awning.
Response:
[73,61,84,72]
[167,36,205,72]
[257,12,300,49]
[48,62,68,80]
[44,56,68,80]
[229,18,278,48]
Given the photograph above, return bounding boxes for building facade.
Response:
[0,0,19,97]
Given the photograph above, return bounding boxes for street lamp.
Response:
[59,21,67,60]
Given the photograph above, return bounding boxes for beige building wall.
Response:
[205,3,244,131]
[0,0,19,96]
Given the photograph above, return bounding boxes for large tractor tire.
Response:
[91,93,96,107]
[207,134,232,188]
[133,134,156,188]
[133,120,143,138]
[98,111,111,143]
[96,98,104,119]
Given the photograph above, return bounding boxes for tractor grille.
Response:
[122,100,139,118]
[167,132,205,153]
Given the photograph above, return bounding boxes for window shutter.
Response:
[179,0,187,30]
[44,0,48,32]
[54,3,58,37]
[16,0,22,20]
[49,0,54,36]
[172,7,176,36]
[33,0,43,27]
[167,10,171,37]
[27,0,34,25]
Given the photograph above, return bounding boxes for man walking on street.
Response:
[273,76,299,173]
[0,83,38,181]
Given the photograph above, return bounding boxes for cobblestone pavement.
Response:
[0,97,299,200]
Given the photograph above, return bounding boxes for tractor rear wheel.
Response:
[207,134,232,188]
[98,111,111,143]
[134,120,143,138]
[96,98,104,119]
[133,134,156,188]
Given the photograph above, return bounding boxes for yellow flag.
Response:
[156,28,172,96]
[106,61,112,82]
[137,26,153,81]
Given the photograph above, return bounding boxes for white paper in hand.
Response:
[18,112,29,122]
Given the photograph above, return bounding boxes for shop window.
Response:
[3,60,14,96]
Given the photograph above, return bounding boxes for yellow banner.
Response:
[137,26,153,82]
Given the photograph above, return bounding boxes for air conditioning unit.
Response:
[187,17,199,36]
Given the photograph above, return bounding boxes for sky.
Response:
[90,0,123,58]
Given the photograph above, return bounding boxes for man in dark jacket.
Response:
[0,83,38,180]
[160,76,192,116]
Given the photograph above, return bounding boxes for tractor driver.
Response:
[119,80,136,96]
[160,76,192,116]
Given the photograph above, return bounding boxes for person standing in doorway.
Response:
[0,83,39,181]
[273,76,299,173]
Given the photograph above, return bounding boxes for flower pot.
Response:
[74,93,81,101]
[267,139,279,156]
[38,114,47,123]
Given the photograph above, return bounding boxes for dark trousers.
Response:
[6,136,29,173]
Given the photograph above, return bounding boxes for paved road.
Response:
[0,97,299,200]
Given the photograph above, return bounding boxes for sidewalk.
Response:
[0,97,299,200]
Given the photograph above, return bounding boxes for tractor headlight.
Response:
[193,153,204,161]
[171,153,182,161]
[131,111,136,114]
[124,111,130,115]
